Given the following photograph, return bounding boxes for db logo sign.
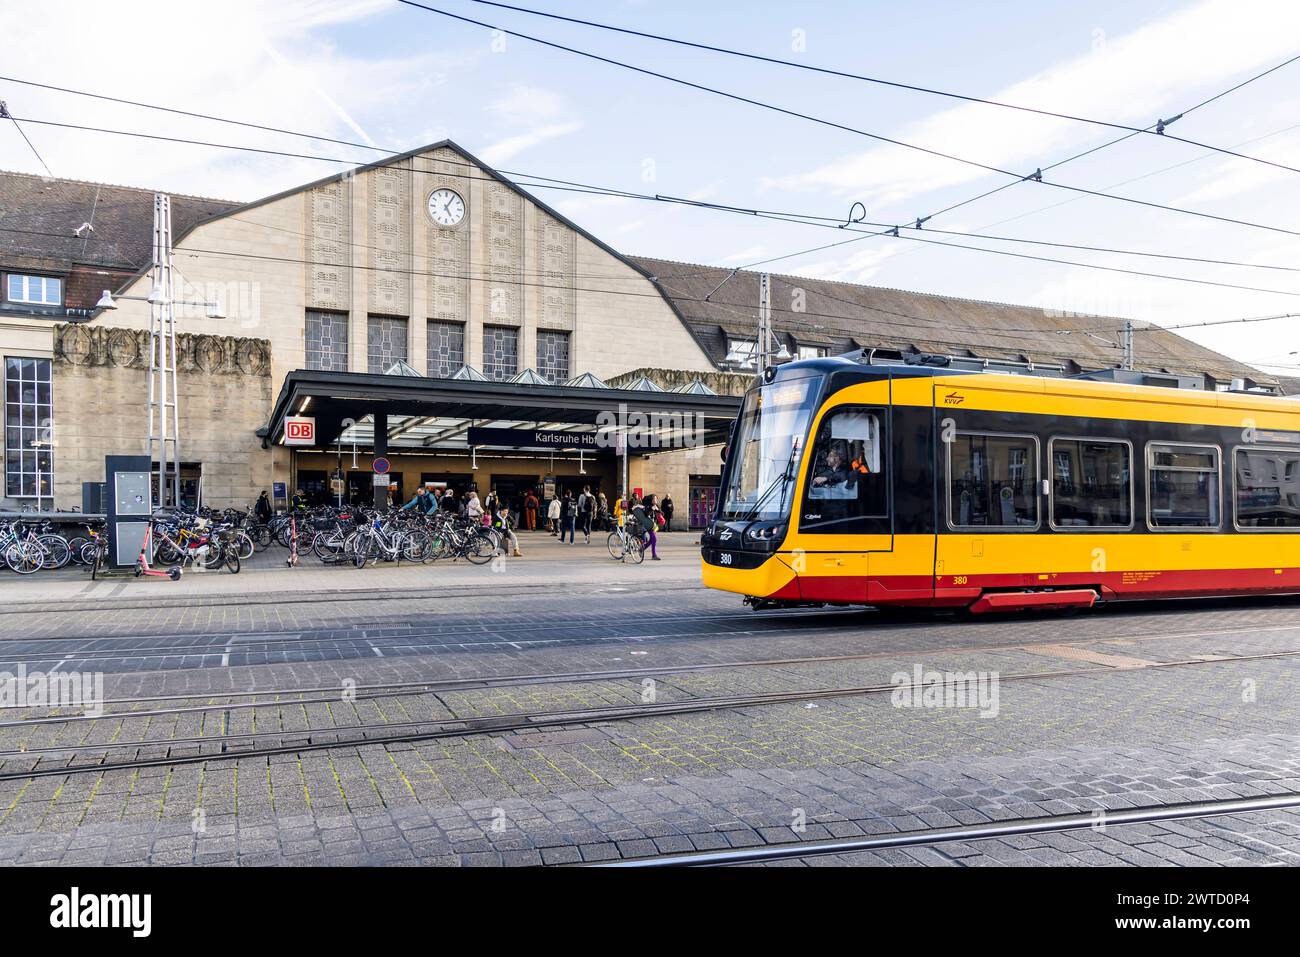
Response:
[285,416,316,446]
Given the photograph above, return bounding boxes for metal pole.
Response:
[1122,318,1133,371]
[758,272,771,376]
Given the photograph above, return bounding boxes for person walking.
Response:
[559,490,577,543]
[661,494,675,533]
[493,504,523,557]
[597,491,610,532]
[634,494,663,561]
[547,494,561,535]
[577,485,595,543]
[524,490,538,531]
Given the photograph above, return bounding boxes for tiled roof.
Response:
[0,170,238,271]
[630,256,1272,386]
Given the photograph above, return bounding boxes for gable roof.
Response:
[629,256,1273,387]
[0,170,238,272]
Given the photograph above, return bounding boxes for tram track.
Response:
[1,646,1295,783]
[4,615,1299,723]
[589,792,1300,867]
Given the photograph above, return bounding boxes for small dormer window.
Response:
[725,337,758,368]
[797,344,828,360]
[5,274,62,306]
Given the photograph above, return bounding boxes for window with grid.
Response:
[4,357,53,498]
[305,310,349,371]
[367,315,409,373]
[5,275,62,306]
[536,330,570,383]
[482,325,519,381]
[426,320,465,377]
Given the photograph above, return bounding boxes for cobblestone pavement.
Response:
[0,542,1298,866]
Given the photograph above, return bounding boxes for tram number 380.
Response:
[718,552,733,566]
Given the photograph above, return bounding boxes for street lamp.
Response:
[96,289,226,319]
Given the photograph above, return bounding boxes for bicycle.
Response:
[606,522,646,564]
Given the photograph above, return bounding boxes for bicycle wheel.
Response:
[401,528,431,563]
[6,543,40,574]
[90,544,105,580]
[253,526,272,550]
[624,537,645,565]
[38,534,71,570]
[235,531,255,561]
[224,547,241,574]
[606,531,625,560]
[464,533,497,565]
[155,539,182,566]
[66,536,90,565]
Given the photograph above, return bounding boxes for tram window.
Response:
[1049,439,1131,528]
[1147,443,1220,529]
[1235,447,1300,529]
[948,432,1039,528]
[801,408,886,528]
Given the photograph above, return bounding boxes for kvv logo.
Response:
[594,402,705,450]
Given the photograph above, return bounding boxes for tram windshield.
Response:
[720,374,821,521]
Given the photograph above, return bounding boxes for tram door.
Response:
[794,392,896,604]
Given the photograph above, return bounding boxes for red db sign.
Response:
[285,416,315,446]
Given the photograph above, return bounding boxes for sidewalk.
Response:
[0,529,704,606]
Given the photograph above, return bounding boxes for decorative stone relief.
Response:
[53,324,271,378]
[304,177,351,310]
[481,181,523,326]
[367,163,411,314]
[536,211,576,331]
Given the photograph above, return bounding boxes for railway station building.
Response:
[0,141,1279,525]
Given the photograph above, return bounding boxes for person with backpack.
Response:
[524,490,539,531]
[577,485,595,544]
[559,490,577,543]
[634,494,663,561]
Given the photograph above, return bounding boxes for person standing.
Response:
[255,490,272,523]
[559,490,577,543]
[465,490,484,524]
[524,489,538,531]
[661,494,675,533]
[597,491,610,532]
[290,488,307,512]
[402,486,432,512]
[547,494,561,535]
[441,488,457,513]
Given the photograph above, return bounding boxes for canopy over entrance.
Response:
[263,368,742,507]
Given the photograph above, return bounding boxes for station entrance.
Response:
[262,369,741,524]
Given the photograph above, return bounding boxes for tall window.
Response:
[948,432,1039,528]
[367,315,408,373]
[1147,442,1219,529]
[4,357,53,498]
[483,325,519,381]
[1049,438,1132,528]
[305,310,348,371]
[427,320,465,377]
[537,330,570,383]
[1234,447,1300,529]
[5,275,62,306]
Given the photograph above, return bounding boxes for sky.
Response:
[1,0,1298,376]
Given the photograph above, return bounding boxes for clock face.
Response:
[428,188,465,227]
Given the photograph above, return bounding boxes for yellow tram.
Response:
[701,354,1300,612]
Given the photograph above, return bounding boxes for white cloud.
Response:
[760,0,1300,211]
[479,122,583,165]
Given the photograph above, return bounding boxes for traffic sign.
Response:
[373,457,390,475]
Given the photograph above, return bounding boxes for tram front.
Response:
[700,366,823,603]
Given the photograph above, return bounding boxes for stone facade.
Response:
[49,323,273,507]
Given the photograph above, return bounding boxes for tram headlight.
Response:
[747,523,786,542]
